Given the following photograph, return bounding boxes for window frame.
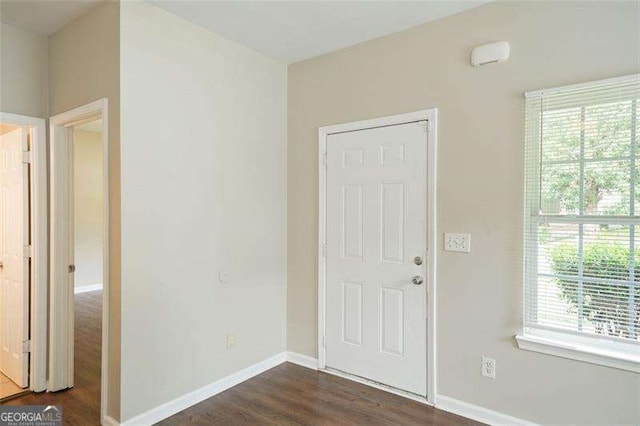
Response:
[517,74,640,373]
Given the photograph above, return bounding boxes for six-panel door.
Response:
[0,128,29,388]
[325,122,427,396]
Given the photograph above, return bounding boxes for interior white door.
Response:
[0,128,30,388]
[325,121,427,396]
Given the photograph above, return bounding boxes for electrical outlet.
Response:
[444,233,471,253]
[226,332,235,349]
[481,356,496,379]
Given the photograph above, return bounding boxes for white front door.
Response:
[0,128,29,388]
[325,121,427,396]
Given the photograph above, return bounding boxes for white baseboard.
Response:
[74,283,103,294]
[435,395,537,426]
[120,352,287,426]
[101,415,119,426]
[285,351,318,370]
[286,352,538,424]
[105,351,537,426]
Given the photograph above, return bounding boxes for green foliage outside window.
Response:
[540,101,637,215]
[550,242,640,338]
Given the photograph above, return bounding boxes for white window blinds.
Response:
[524,75,640,346]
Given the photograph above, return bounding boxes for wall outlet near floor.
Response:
[444,233,471,252]
[226,332,236,349]
[481,356,496,379]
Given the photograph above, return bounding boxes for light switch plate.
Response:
[444,233,471,252]
[226,332,235,349]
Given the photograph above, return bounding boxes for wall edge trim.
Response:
[120,352,287,425]
[101,415,119,426]
[435,394,538,426]
[74,283,104,294]
[285,351,319,370]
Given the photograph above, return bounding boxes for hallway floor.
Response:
[0,371,27,401]
[5,290,102,424]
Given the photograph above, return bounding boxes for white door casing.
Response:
[49,123,75,391]
[0,128,30,388]
[325,121,428,396]
[49,99,111,424]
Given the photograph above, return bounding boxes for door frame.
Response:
[0,111,48,392]
[317,109,438,404]
[49,98,110,422]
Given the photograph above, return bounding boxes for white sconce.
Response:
[471,41,510,67]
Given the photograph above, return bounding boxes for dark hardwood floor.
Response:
[4,291,102,425]
[5,291,478,425]
[161,363,480,426]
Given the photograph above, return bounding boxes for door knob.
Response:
[68,264,76,273]
[412,275,424,286]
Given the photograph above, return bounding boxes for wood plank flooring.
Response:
[5,291,479,425]
[161,363,480,426]
[4,291,102,425]
[0,372,28,401]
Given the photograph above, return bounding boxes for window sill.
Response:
[515,333,640,373]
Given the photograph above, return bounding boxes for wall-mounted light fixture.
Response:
[471,41,510,67]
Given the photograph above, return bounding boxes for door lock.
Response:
[412,275,424,286]
[414,256,423,265]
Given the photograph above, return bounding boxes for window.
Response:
[518,74,640,372]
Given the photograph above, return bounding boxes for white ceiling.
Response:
[0,1,488,62]
[147,1,490,63]
[0,0,103,36]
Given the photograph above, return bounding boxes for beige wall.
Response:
[73,128,103,289]
[0,22,48,117]
[49,1,121,419]
[287,1,640,424]
[119,2,287,421]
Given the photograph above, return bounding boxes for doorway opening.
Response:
[317,109,438,404]
[48,99,110,424]
[69,117,104,411]
[0,112,48,401]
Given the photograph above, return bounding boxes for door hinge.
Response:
[22,340,31,353]
[23,245,32,258]
[22,150,32,164]
[322,243,327,258]
[321,152,327,168]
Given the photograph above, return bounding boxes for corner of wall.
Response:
[48,1,121,421]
